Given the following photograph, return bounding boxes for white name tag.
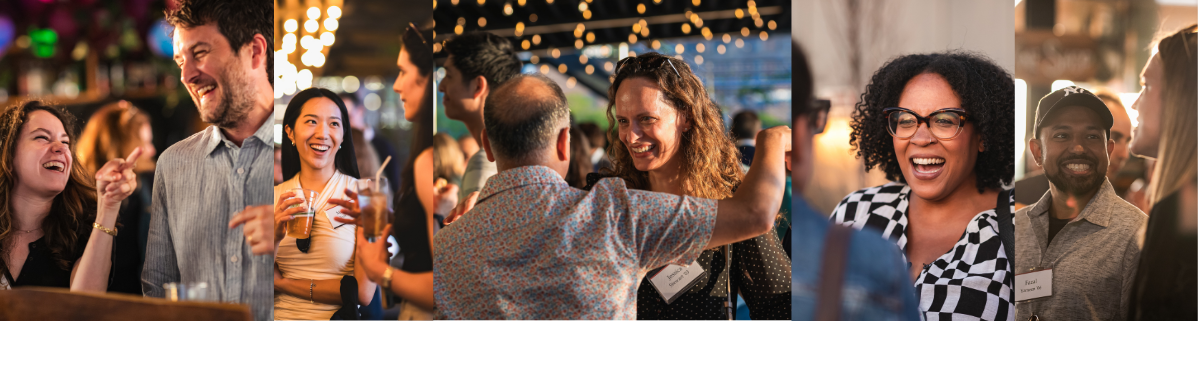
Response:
[1015,268,1053,302]
[325,205,354,230]
[648,261,706,305]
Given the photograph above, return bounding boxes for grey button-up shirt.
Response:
[142,115,275,320]
[1015,179,1145,321]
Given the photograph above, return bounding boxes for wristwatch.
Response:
[381,266,394,289]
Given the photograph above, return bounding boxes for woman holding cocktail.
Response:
[273,87,378,320]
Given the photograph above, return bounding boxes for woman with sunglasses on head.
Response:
[584,52,790,320]
[273,87,380,320]
[76,101,159,295]
[832,52,1016,321]
[341,21,438,319]
[0,100,141,292]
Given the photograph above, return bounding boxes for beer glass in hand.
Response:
[356,178,391,242]
[287,188,318,239]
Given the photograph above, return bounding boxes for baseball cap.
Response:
[1033,86,1114,137]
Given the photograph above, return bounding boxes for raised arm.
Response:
[72,148,143,292]
[706,126,791,249]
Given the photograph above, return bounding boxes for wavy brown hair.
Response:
[0,101,97,274]
[77,101,150,175]
[604,52,743,199]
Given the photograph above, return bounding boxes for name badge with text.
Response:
[1015,268,1053,302]
[648,261,706,305]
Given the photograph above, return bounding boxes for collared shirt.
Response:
[142,115,275,320]
[458,149,498,201]
[792,199,919,321]
[832,183,1016,321]
[433,165,717,320]
[1015,179,1145,321]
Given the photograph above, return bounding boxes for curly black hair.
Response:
[849,51,1014,192]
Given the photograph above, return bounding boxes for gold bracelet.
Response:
[93,222,118,237]
[381,266,394,289]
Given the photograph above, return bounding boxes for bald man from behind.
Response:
[433,74,791,319]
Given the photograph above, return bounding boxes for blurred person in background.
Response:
[1,101,141,292]
[433,132,465,188]
[588,53,790,320]
[351,22,437,319]
[833,52,1016,321]
[143,0,276,320]
[339,93,382,180]
[577,121,610,173]
[731,111,761,168]
[565,126,593,189]
[789,42,919,321]
[76,100,158,295]
[439,31,522,204]
[274,144,283,185]
[458,134,479,162]
[273,88,379,320]
[1127,24,1197,321]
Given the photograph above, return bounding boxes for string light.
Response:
[575,39,584,49]
[551,48,560,58]
[515,22,525,36]
[768,20,777,30]
[557,64,567,73]
[674,44,684,54]
[586,32,595,43]
[585,65,594,74]
[530,55,539,64]
[717,45,726,54]
[540,65,550,74]
[284,19,298,33]
[741,27,750,37]
[321,31,335,46]
[735,38,744,48]
[637,4,645,14]
[532,34,541,45]
[694,55,703,65]
[455,25,464,35]
[682,24,691,34]
[760,31,768,41]
[327,6,341,18]
[735,9,744,19]
[305,19,319,33]
[604,61,614,71]
[583,10,591,19]
[307,7,320,19]
[579,55,588,64]
[521,40,531,49]
[651,40,661,49]
[722,34,731,43]
[754,18,763,28]
[696,43,705,53]
[628,34,637,44]
[478,17,487,27]
[566,76,576,88]
[504,2,514,15]
[324,18,339,31]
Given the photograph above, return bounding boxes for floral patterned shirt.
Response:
[433,166,717,319]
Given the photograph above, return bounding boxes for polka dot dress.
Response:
[636,231,792,320]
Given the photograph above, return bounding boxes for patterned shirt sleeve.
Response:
[594,179,717,271]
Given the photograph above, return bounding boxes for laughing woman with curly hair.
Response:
[831,52,1016,321]
[585,52,791,320]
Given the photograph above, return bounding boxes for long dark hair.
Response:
[281,88,360,181]
[0,101,96,273]
[400,20,434,196]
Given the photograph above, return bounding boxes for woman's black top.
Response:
[584,173,792,320]
[393,183,433,274]
[8,220,91,288]
[1128,190,1198,320]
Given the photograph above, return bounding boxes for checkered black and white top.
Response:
[830,183,1016,321]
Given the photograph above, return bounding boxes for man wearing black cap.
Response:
[1015,86,1146,321]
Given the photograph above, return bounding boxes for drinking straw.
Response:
[375,156,391,191]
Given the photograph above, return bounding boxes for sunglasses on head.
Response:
[614,54,681,79]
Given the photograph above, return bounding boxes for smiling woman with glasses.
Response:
[831,51,1016,321]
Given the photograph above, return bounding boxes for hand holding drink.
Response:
[356,178,392,242]
[285,188,318,239]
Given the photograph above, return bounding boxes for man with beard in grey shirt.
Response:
[1015,86,1145,321]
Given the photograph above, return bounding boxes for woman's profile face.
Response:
[615,77,687,173]
[286,97,345,174]
[1130,53,1163,158]
[393,47,429,122]
[13,110,73,197]
[892,72,982,201]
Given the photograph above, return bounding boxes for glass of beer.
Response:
[356,177,391,242]
[287,188,318,239]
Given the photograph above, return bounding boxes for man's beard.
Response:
[201,58,254,129]
[1046,154,1107,196]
